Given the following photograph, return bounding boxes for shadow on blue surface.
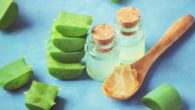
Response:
[183,100,190,110]
[52,96,66,110]
[77,67,92,81]
[3,14,32,33]
[112,21,195,109]
[112,0,133,5]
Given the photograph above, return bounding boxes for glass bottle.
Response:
[86,24,120,81]
[114,7,145,64]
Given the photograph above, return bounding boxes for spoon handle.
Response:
[133,15,194,73]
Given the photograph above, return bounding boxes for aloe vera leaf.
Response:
[0,0,18,29]
[51,29,86,52]
[0,57,33,90]
[3,70,32,90]
[111,0,120,3]
[47,42,85,63]
[55,12,93,37]
[142,84,183,110]
[24,81,60,110]
[47,54,83,80]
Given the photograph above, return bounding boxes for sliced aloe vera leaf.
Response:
[48,42,85,63]
[111,0,120,2]
[54,12,93,37]
[142,84,183,110]
[0,0,18,29]
[51,29,86,52]
[47,54,83,80]
[0,0,12,19]
[24,81,60,110]
[0,57,33,90]
[3,70,32,90]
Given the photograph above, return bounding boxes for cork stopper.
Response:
[92,24,115,45]
[116,7,140,28]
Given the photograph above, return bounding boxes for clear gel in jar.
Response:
[114,7,145,64]
[86,24,120,81]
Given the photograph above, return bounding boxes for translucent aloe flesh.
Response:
[24,81,60,110]
[0,0,18,29]
[54,12,93,37]
[0,57,33,90]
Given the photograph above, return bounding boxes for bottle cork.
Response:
[116,7,140,28]
[92,24,115,45]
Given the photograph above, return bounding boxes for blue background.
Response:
[0,0,195,110]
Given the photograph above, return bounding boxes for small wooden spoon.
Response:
[103,15,194,100]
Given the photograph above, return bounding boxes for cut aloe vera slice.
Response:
[24,81,60,110]
[47,54,83,80]
[51,29,86,52]
[54,12,93,37]
[48,42,85,63]
[112,0,120,2]
[0,0,18,29]
[0,57,33,90]
[142,84,183,110]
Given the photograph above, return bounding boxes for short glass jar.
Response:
[114,7,145,64]
[85,24,120,81]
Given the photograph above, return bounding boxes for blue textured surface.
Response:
[0,0,195,110]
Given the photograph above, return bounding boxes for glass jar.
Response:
[85,24,120,81]
[114,7,145,64]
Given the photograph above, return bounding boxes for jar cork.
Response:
[92,24,115,45]
[116,7,140,29]
[92,24,116,53]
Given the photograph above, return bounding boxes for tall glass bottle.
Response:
[86,24,120,81]
[114,7,145,64]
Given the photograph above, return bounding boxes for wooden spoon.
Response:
[103,15,194,100]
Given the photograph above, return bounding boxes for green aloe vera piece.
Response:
[0,0,18,29]
[54,12,93,37]
[47,54,83,80]
[51,29,86,52]
[24,81,60,110]
[48,42,85,63]
[142,84,183,110]
[0,57,33,90]
[111,0,120,2]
